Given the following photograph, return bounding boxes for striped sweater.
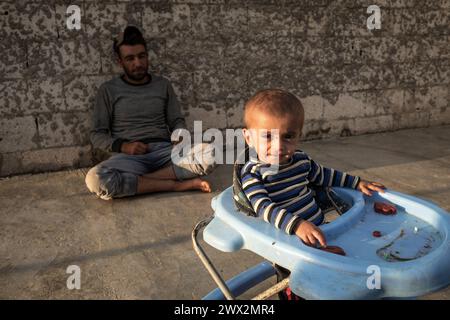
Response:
[240,150,360,235]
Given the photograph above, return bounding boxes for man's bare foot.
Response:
[175,178,211,193]
[196,179,212,193]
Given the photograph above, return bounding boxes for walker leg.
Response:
[192,216,235,300]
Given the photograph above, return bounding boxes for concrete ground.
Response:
[1,125,450,300]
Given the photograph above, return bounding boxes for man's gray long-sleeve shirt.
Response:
[90,74,186,152]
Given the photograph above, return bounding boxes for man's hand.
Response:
[357,180,386,196]
[295,220,327,247]
[121,141,149,155]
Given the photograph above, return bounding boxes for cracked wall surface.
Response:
[0,0,449,176]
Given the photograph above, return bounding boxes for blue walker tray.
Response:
[202,187,450,299]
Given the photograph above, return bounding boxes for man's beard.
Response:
[124,67,148,81]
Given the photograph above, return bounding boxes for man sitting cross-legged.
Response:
[85,26,216,200]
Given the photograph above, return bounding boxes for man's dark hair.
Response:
[113,26,147,58]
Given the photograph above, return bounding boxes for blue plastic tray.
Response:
[203,187,450,299]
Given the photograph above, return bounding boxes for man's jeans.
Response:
[85,142,216,200]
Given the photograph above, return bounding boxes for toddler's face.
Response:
[243,110,303,165]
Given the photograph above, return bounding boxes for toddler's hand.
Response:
[357,180,385,196]
[295,220,327,247]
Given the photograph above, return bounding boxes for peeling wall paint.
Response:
[0,0,449,176]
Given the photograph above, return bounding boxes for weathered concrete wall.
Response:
[0,0,449,176]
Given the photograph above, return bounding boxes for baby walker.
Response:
[192,184,450,300]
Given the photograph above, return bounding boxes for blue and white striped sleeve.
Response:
[307,157,360,189]
[241,170,304,235]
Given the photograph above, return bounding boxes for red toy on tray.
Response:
[372,230,382,237]
[374,202,397,215]
[319,245,346,256]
